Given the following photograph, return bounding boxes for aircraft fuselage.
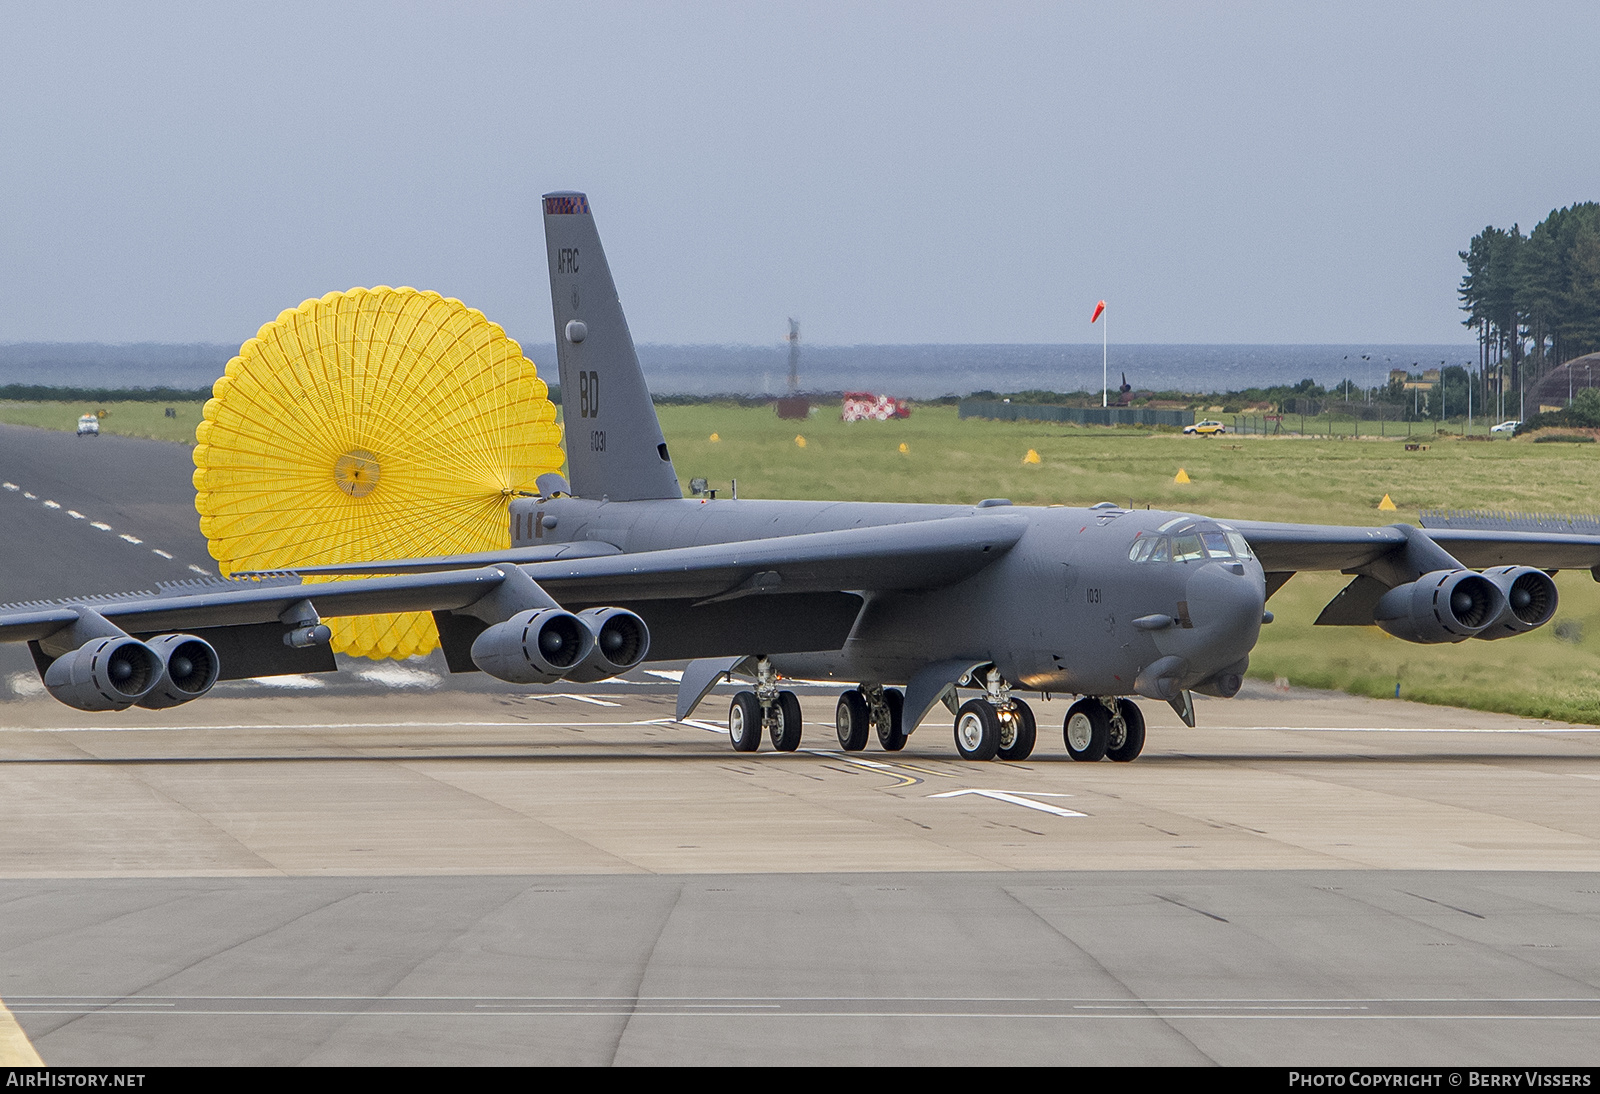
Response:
[512,495,1266,699]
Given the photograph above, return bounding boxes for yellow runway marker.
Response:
[0,996,43,1065]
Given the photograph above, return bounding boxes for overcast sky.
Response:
[2,1,1596,347]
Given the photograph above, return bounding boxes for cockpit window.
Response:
[1201,532,1233,559]
[1172,534,1205,561]
[1129,523,1253,564]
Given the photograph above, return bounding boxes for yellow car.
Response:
[1183,419,1227,436]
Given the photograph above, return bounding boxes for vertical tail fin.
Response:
[543,192,681,501]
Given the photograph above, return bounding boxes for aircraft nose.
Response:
[1182,561,1266,662]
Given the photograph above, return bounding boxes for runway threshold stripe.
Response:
[0,996,43,1066]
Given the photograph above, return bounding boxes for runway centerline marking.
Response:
[930,788,1086,817]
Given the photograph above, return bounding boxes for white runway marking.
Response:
[119,534,142,544]
[67,510,84,519]
[545,694,621,707]
[1,482,15,490]
[354,665,442,690]
[930,788,1086,818]
[41,500,59,509]
[1,720,704,733]
[188,564,211,575]
[22,492,35,499]
[152,549,173,559]
[90,521,112,531]
[1217,725,1600,733]
[244,675,324,689]
[644,669,684,682]
[676,719,728,734]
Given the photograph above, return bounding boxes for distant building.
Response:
[1389,368,1408,386]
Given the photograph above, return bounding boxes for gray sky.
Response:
[2,1,1596,347]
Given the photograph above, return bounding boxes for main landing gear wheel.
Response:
[1064,698,1110,762]
[728,691,762,752]
[996,698,1037,762]
[877,687,908,751]
[1106,698,1146,762]
[836,690,870,751]
[954,698,1001,761]
[770,690,803,752]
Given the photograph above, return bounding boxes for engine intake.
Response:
[137,634,221,709]
[43,637,163,711]
[1473,566,1558,640]
[1373,569,1504,644]
[469,608,594,684]
[565,608,651,683]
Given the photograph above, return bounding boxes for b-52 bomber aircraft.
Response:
[2,191,1595,763]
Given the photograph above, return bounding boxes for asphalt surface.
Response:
[1,422,1598,1066]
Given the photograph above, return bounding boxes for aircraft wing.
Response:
[0,513,1027,651]
[1231,520,1600,574]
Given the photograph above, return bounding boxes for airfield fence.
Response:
[958,400,1193,427]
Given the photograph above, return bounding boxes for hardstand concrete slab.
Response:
[0,685,1595,877]
[2,872,1597,1066]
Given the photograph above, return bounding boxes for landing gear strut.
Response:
[953,668,1036,762]
[726,656,802,753]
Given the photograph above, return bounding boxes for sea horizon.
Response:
[0,341,1479,399]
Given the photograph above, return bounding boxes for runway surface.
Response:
[0,423,1598,1065]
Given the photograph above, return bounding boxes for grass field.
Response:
[659,402,1600,724]
[5,396,1599,723]
[0,400,205,444]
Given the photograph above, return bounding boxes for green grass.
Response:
[0,400,206,444]
[9,395,1600,723]
[656,401,1600,725]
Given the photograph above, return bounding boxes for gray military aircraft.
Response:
[0,191,1591,762]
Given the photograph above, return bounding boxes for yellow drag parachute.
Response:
[192,287,565,659]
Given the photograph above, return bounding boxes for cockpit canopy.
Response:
[1128,520,1254,564]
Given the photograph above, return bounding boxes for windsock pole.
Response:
[1091,300,1107,407]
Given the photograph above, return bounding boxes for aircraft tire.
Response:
[1064,698,1110,762]
[771,690,803,752]
[954,698,1000,761]
[1107,699,1146,762]
[729,691,763,752]
[836,690,870,751]
[836,690,871,750]
[996,698,1037,761]
[877,687,908,751]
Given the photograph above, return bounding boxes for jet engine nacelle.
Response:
[136,634,221,709]
[42,636,163,711]
[1373,569,1505,644]
[564,608,651,683]
[1472,566,1559,640]
[470,608,594,684]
